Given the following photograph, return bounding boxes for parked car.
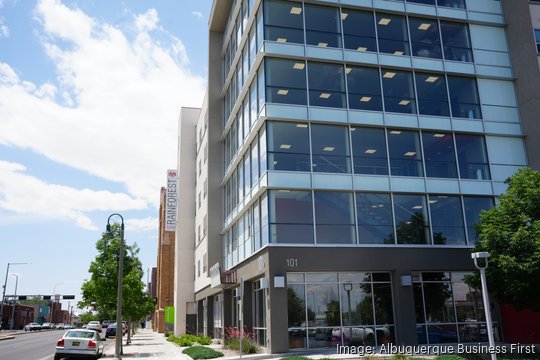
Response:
[101,320,113,329]
[105,322,127,338]
[41,322,53,330]
[54,329,105,360]
[24,323,42,331]
[87,321,103,333]
[56,323,66,330]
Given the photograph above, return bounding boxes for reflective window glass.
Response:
[261,192,269,246]
[423,281,456,324]
[447,76,481,119]
[340,281,374,326]
[267,121,310,171]
[376,14,410,56]
[351,127,388,175]
[437,0,466,8]
[305,4,342,48]
[382,69,416,114]
[342,9,377,52]
[463,197,493,245]
[421,132,457,178]
[265,58,307,105]
[264,0,304,44]
[393,194,430,245]
[452,272,485,323]
[387,130,423,177]
[409,18,442,59]
[356,193,394,244]
[373,283,394,325]
[346,66,382,112]
[311,124,351,173]
[288,284,306,327]
[415,73,450,117]
[535,29,540,53]
[251,140,259,184]
[308,62,346,108]
[429,195,466,245]
[269,190,314,244]
[455,134,490,180]
[441,22,472,62]
[314,191,356,244]
[306,283,340,327]
[407,0,435,4]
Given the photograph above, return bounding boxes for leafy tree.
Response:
[475,167,540,310]
[80,312,99,324]
[79,224,154,336]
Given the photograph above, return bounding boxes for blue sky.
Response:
[0,0,211,314]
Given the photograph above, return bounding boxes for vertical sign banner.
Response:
[165,169,177,232]
[165,306,175,324]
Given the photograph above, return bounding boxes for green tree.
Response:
[475,167,540,310]
[80,312,99,325]
[79,224,154,334]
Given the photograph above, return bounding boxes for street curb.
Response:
[0,335,15,341]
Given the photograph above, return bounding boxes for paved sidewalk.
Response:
[103,328,191,359]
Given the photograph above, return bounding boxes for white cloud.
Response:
[0,18,9,38]
[0,160,147,230]
[192,11,203,19]
[0,0,206,220]
[126,216,158,232]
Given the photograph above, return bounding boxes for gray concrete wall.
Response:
[502,0,540,171]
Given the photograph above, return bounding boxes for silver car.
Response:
[54,329,105,360]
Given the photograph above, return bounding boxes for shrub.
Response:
[164,331,172,338]
[168,334,214,347]
[392,354,410,360]
[280,356,311,360]
[183,346,224,359]
[224,326,259,354]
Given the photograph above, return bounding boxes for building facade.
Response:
[176,0,537,353]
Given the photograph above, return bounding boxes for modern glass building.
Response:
[181,0,535,353]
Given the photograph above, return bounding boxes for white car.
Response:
[55,329,105,360]
[86,321,103,332]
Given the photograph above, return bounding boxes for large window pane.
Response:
[347,66,382,112]
[267,121,310,171]
[269,190,314,244]
[441,22,472,62]
[306,283,339,348]
[373,283,394,325]
[422,132,457,178]
[409,18,442,59]
[387,130,423,177]
[265,58,307,105]
[288,284,306,348]
[429,195,466,245]
[342,9,377,52]
[424,281,455,324]
[377,14,410,56]
[455,134,490,180]
[264,0,304,44]
[407,0,435,4]
[415,73,450,116]
[393,194,430,245]
[308,62,346,108]
[311,124,351,173]
[351,127,388,175]
[305,4,342,48]
[341,282,374,327]
[382,70,416,114]
[437,0,466,8]
[356,193,394,244]
[463,197,493,245]
[314,191,356,244]
[447,76,481,119]
[452,272,485,324]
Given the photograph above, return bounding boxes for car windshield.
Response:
[66,331,95,339]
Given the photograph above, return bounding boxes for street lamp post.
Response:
[471,252,496,360]
[9,274,19,330]
[106,213,125,358]
[0,262,29,331]
[343,282,353,344]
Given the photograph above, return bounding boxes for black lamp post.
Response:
[0,262,29,331]
[106,213,125,358]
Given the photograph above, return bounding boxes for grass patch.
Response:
[280,357,311,360]
[436,356,466,360]
[182,346,224,359]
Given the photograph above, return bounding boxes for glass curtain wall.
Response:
[253,280,267,347]
[414,272,495,344]
[287,272,395,349]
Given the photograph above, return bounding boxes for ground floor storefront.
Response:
[193,247,498,353]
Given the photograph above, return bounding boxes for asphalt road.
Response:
[0,330,113,360]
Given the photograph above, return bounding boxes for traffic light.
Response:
[62,295,75,300]
[43,295,51,300]
[18,296,27,300]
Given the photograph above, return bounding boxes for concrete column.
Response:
[267,279,289,353]
[207,297,214,338]
[391,270,417,345]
